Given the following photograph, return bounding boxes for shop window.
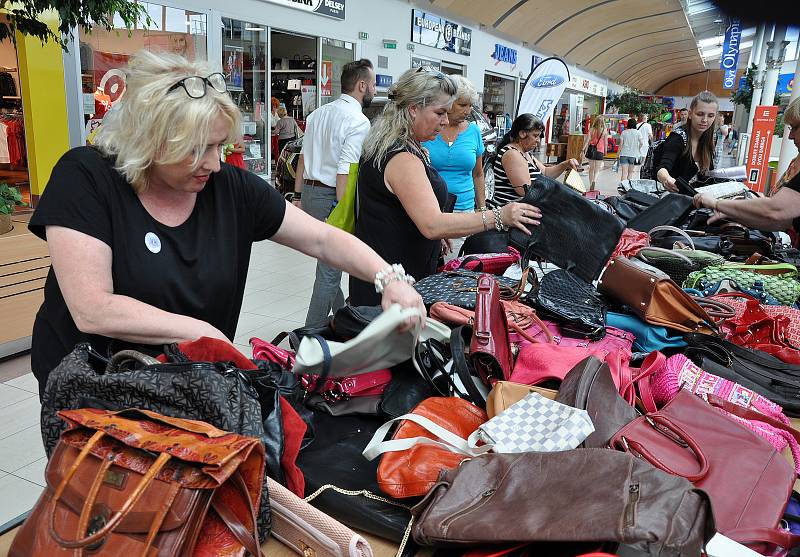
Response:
[79,4,207,143]
[320,38,354,106]
[0,15,29,211]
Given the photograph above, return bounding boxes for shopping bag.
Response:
[326,162,358,233]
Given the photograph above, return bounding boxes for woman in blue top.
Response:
[423,75,485,260]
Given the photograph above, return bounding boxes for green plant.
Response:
[0,1,152,51]
[606,90,665,122]
[731,64,780,108]
[0,183,26,215]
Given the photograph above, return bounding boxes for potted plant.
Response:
[0,183,27,234]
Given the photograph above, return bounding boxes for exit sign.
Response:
[383,40,397,49]
[358,31,368,40]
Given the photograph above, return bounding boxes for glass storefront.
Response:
[79,4,208,143]
[320,38,355,106]
[0,14,29,211]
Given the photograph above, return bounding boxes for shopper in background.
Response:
[713,113,727,168]
[582,115,607,191]
[274,106,300,156]
[26,51,423,398]
[269,97,280,162]
[490,113,580,206]
[657,91,718,192]
[350,68,539,306]
[224,142,246,169]
[727,125,739,156]
[636,112,653,178]
[423,75,485,260]
[292,58,376,326]
[675,107,689,129]
[618,118,644,182]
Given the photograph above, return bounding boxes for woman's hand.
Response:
[441,239,452,256]
[662,175,678,193]
[693,193,727,224]
[501,202,541,234]
[563,158,580,171]
[381,281,426,332]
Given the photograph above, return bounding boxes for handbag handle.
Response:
[616,414,709,482]
[691,297,736,320]
[211,471,266,557]
[105,350,160,373]
[48,431,173,549]
[647,226,696,250]
[636,246,693,266]
[725,527,800,552]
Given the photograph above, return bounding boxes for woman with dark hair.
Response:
[618,118,644,181]
[489,113,579,206]
[657,91,718,192]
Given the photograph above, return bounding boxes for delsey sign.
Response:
[256,0,345,20]
[721,18,741,89]
[411,9,472,56]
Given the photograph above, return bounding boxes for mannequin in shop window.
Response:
[489,113,580,206]
[26,51,425,398]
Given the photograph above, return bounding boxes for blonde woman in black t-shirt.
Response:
[28,51,425,396]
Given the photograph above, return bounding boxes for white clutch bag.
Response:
[269,477,373,557]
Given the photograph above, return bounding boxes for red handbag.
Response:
[430,300,554,345]
[610,389,800,554]
[470,275,514,385]
[710,292,800,346]
[718,297,800,364]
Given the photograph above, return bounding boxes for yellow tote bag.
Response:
[325,162,358,234]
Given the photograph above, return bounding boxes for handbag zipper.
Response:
[624,483,640,527]
[440,487,496,532]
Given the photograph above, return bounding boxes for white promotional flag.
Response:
[517,57,570,126]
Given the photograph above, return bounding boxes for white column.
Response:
[747,23,766,68]
[761,25,789,110]
[747,24,773,134]
[777,56,800,178]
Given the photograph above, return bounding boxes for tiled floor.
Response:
[0,162,625,525]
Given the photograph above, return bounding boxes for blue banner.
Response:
[721,19,742,89]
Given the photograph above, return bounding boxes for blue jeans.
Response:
[302,183,345,325]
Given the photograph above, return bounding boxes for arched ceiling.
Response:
[429,0,705,93]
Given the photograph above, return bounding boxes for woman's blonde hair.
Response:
[785,97,800,128]
[362,68,457,168]
[94,50,241,193]
[277,106,288,118]
[451,75,478,106]
[590,115,605,135]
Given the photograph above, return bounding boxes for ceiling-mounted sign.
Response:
[411,56,441,72]
[721,18,742,89]
[568,75,607,97]
[256,0,345,20]
[410,9,471,56]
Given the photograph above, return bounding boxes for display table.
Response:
[0,525,403,556]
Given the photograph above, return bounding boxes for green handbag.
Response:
[325,162,358,234]
[683,265,800,306]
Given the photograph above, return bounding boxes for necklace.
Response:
[440,123,463,145]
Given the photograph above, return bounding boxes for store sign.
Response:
[256,0,345,21]
[746,105,778,193]
[517,57,570,124]
[720,18,742,89]
[492,44,517,67]
[410,9,472,56]
[411,56,441,72]
[376,74,393,88]
[568,75,607,97]
[320,60,332,97]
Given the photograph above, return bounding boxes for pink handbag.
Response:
[438,248,521,275]
[635,352,800,472]
[251,336,296,368]
[521,320,635,352]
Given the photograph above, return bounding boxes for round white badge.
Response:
[144,232,162,254]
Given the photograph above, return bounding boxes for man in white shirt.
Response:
[290,59,376,325]
[636,113,653,177]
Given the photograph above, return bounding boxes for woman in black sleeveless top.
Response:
[350,68,540,306]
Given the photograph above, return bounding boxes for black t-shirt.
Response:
[781,171,800,232]
[349,144,448,306]
[29,146,286,384]
[657,128,714,183]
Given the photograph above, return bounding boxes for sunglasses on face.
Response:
[167,73,227,98]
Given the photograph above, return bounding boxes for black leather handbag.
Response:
[459,230,510,256]
[527,269,607,339]
[684,333,800,416]
[626,193,695,232]
[649,225,775,257]
[508,175,625,283]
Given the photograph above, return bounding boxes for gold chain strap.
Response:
[303,484,413,557]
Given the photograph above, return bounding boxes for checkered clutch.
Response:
[469,392,595,453]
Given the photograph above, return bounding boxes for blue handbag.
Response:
[606,311,686,353]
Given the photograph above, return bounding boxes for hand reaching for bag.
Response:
[501,202,542,234]
[693,193,728,224]
[381,281,426,332]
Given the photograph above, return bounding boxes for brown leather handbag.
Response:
[371,397,487,499]
[610,389,800,554]
[598,256,717,334]
[485,381,558,418]
[411,450,715,555]
[10,408,265,557]
[470,274,514,385]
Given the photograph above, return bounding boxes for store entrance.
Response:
[0,16,28,214]
[483,73,516,133]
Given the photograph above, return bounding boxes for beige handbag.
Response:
[269,477,373,557]
[486,381,558,418]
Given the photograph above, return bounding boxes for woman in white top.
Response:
[618,118,644,181]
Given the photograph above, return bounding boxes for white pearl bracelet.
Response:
[374,264,416,293]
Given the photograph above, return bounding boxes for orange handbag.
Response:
[10,408,265,557]
[373,397,487,499]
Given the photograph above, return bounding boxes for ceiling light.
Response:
[245,26,265,31]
